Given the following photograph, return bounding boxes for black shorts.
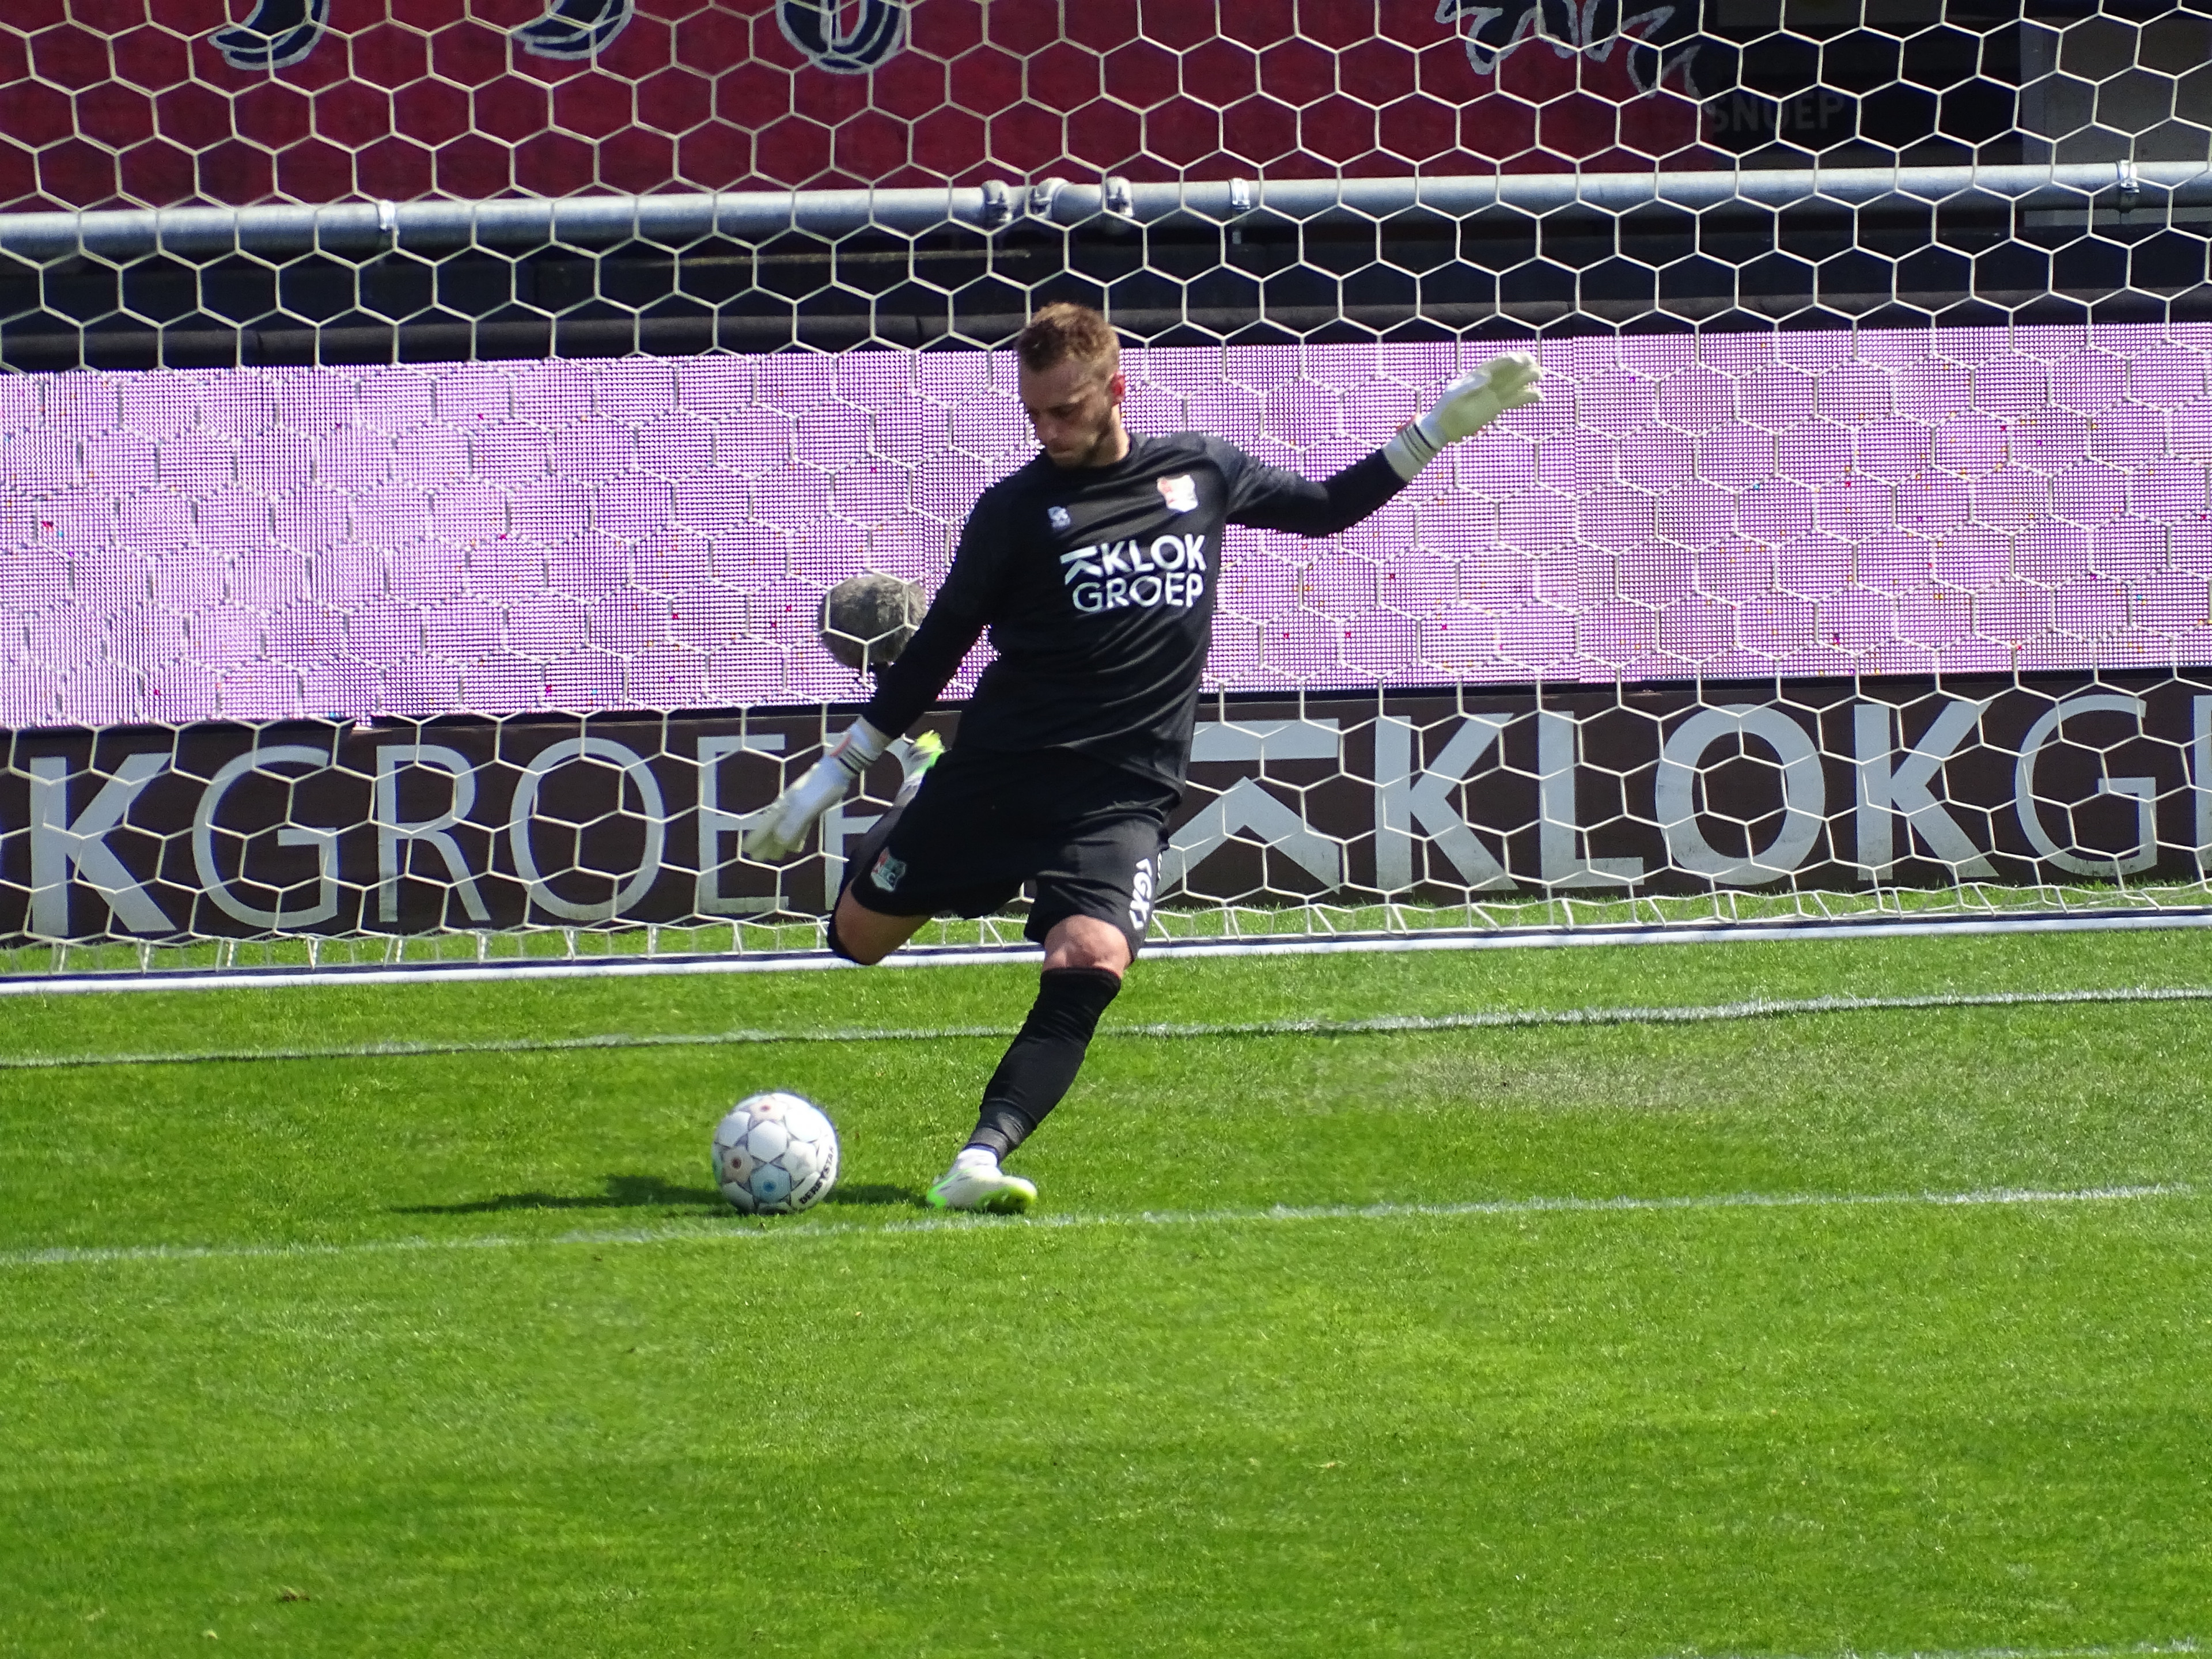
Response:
[847,746,1175,956]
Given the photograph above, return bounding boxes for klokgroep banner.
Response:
[3,675,2207,942]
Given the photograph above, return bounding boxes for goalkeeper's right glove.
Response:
[1382,352,1544,482]
[743,718,891,862]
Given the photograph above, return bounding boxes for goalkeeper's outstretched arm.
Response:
[1379,352,1543,481]
[741,596,986,863]
[1230,351,1545,537]
[743,355,1540,863]
[744,484,1006,865]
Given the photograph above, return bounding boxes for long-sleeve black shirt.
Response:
[861,431,1407,791]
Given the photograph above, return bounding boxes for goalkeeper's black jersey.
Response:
[862,431,1406,791]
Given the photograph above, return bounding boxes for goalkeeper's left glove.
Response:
[743,718,891,863]
[1382,352,1544,482]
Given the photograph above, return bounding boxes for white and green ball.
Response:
[711,1092,840,1214]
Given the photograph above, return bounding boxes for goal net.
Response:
[3,0,2212,973]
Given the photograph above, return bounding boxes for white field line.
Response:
[5,983,2212,1072]
[10,903,2212,996]
[1663,1642,2199,1659]
[0,1182,2190,1272]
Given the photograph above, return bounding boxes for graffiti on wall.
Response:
[2,0,2022,210]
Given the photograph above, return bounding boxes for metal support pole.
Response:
[2,161,2205,263]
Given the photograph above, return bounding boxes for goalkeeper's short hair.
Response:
[1016,302,1122,382]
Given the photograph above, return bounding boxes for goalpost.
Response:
[5,1,2212,983]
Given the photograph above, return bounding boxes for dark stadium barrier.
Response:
[3,669,2207,942]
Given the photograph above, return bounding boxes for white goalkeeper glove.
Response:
[1382,352,1544,482]
[743,718,892,862]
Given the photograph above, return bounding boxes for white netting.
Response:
[6,326,2212,730]
[3,2,2211,369]
[2,1,2206,210]
[5,1,2212,968]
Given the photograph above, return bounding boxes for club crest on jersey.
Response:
[870,849,907,893]
[1048,505,1073,531]
[1157,474,1198,513]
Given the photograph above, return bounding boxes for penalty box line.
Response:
[1662,1642,2199,1659]
[0,1181,2192,1272]
[10,904,2212,998]
[4,983,2212,1072]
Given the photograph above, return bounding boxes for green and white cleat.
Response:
[925,1148,1037,1214]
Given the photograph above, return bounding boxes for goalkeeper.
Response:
[747,302,1541,1213]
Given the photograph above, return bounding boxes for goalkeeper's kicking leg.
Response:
[812,749,1161,1214]
[920,912,1127,1214]
[748,737,1163,1214]
[824,881,1128,1215]
[906,794,1160,1214]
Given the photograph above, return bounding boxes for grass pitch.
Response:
[2,930,2210,1656]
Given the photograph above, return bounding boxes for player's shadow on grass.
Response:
[393,1173,721,1215]
[393,1175,925,1215]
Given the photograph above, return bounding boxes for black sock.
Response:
[964,967,1122,1159]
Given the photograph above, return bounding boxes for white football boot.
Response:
[924,1147,1037,1215]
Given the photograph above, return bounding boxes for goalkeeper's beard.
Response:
[1040,402,1124,468]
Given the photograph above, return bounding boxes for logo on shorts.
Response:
[1048,505,1073,531]
[1128,856,1155,933]
[871,849,907,893]
[1157,474,1198,513]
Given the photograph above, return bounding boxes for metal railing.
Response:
[2,160,2199,262]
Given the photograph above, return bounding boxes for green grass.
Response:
[3,931,2212,1654]
[7,872,2210,979]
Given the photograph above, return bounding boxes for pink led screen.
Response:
[5,324,2212,733]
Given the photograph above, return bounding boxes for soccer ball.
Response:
[819,571,924,672]
[711,1092,840,1215]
